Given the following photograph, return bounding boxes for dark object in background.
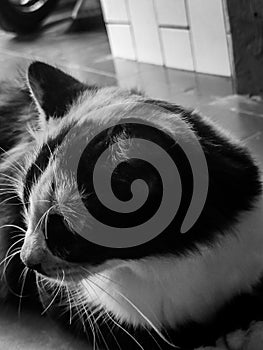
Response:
[226,0,263,96]
[0,0,60,34]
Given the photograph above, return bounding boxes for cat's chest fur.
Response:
[82,194,263,329]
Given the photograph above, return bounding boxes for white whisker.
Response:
[18,267,30,316]
[41,271,65,315]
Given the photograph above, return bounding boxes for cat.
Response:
[0,61,263,350]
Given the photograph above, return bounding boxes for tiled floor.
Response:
[0,11,263,350]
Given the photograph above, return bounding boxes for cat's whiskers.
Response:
[0,145,26,173]
[0,146,25,166]
[81,280,111,350]
[71,290,89,335]
[1,248,23,279]
[66,288,86,325]
[98,271,173,348]
[79,269,144,350]
[81,300,98,350]
[0,248,21,275]
[0,194,21,206]
[11,233,25,240]
[18,266,30,317]
[116,290,176,349]
[0,247,24,299]
[26,122,39,140]
[84,280,122,350]
[0,183,17,189]
[0,237,24,271]
[81,267,177,349]
[0,223,26,233]
[42,205,56,240]
[40,270,65,315]
[31,204,56,239]
[61,277,105,350]
[106,311,145,350]
[90,271,167,350]
[9,163,26,178]
[36,273,54,307]
[31,161,44,175]
[0,190,19,198]
[65,284,73,325]
[63,280,95,345]
[0,173,21,186]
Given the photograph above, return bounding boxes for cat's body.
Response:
[0,62,263,350]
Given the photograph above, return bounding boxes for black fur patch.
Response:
[46,100,262,266]
[23,127,71,207]
[28,62,91,118]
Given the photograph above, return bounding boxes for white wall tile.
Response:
[100,0,129,22]
[128,0,163,65]
[161,28,194,71]
[106,24,136,60]
[187,0,231,76]
[154,0,188,27]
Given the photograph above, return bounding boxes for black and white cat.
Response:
[0,61,263,350]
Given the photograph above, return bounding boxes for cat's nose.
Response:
[20,246,45,270]
[20,235,46,270]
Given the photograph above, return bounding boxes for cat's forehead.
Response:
[63,89,186,139]
[32,88,192,175]
[67,86,141,122]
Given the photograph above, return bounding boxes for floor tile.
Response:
[243,130,263,169]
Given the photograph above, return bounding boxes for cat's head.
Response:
[12,62,260,282]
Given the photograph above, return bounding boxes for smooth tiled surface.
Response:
[161,28,194,71]
[154,0,188,27]
[106,24,136,60]
[100,0,129,22]
[187,0,231,76]
[0,13,263,350]
[128,0,163,65]
[101,0,232,77]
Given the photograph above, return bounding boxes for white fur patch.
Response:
[79,195,263,330]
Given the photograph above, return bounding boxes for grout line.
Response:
[125,0,138,61]
[159,24,190,30]
[242,131,262,142]
[230,107,263,118]
[152,0,165,66]
[221,0,235,88]
[1,48,117,79]
[184,0,197,73]
[105,20,130,25]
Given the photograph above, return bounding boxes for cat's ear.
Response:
[27,61,87,119]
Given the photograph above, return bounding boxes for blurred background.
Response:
[0,0,263,349]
